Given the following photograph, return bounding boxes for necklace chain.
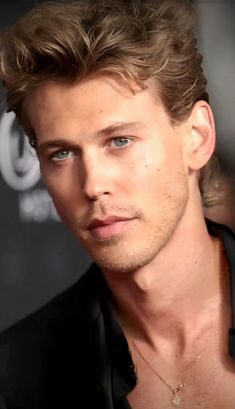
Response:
[132,341,202,407]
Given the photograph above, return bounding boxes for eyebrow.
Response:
[37,121,143,155]
[97,121,143,136]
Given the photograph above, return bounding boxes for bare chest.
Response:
[127,349,235,409]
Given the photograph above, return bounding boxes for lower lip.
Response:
[89,219,133,240]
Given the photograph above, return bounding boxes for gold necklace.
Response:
[132,341,202,407]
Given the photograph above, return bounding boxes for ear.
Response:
[185,100,216,171]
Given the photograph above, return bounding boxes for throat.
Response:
[109,236,230,360]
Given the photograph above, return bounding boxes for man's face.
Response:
[26,75,191,273]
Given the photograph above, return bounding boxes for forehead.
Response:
[24,75,171,141]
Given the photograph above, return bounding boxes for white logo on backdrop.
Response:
[0,110,59,222]
[0,111,41,191]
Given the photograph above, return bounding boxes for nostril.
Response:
[86,190,110,202]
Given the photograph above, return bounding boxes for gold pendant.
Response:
[171,393,181,406]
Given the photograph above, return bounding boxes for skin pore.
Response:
[25,75,235,408]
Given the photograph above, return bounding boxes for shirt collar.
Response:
[205,219,235,358]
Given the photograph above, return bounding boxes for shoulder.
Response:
[0,264,105,407]
[1,263,100,334]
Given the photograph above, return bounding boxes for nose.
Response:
[82,151,112,201]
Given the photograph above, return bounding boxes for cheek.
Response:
[129,142,165,184]
[132,144,187,198]
[41,164,80,205]
[41,156,80,184]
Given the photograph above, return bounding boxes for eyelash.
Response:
[108,136,133,148]
[49,136,133,161]
[50,149,74,161]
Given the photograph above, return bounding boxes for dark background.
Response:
[0,0,234,331]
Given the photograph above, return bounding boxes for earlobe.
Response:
[187,101,216,171]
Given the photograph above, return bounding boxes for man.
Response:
[0,0,234,408]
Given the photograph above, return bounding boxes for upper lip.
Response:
[88,216,131,229]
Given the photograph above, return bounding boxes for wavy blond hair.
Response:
[0,0,217,205]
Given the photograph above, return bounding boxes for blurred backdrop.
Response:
[0,0,234,331]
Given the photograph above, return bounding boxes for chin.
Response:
[95,258,144,274]
[89,244,161,274]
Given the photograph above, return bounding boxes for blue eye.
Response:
[111,137,131,148]
[52,149,72,160]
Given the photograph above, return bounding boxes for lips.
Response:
[87,216,134,240]
[88,216,130,229]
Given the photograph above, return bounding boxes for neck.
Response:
[103,210,230,356]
